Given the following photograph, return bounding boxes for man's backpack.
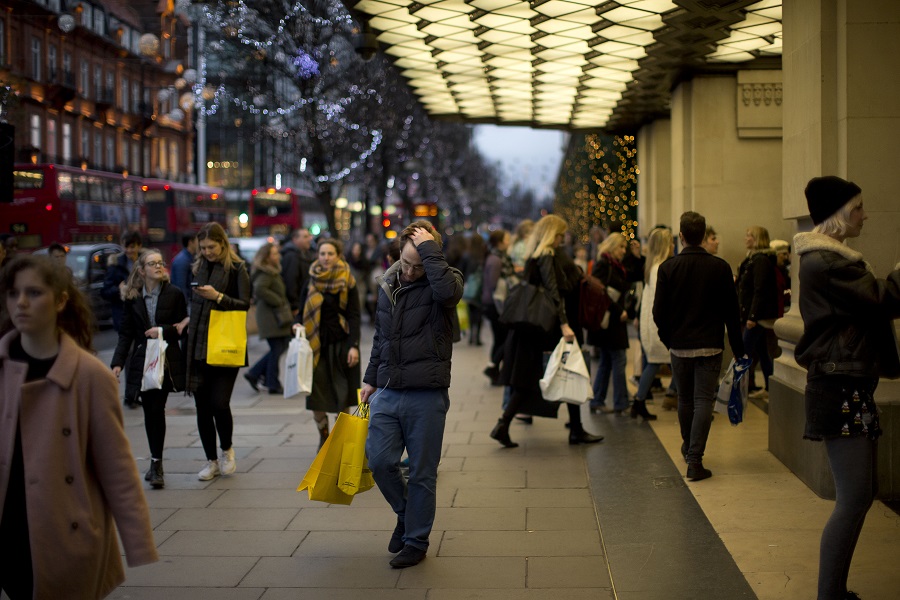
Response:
[579,275,611,331]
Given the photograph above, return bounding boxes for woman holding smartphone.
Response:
[185,223,251,481]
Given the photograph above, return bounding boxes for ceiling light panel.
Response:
[354,0,680,128]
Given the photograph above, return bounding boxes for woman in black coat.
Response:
[490,215,602,448]
[111,249,188,489]
[736,225,779,397]
[587,233,633,415]
[795,177,900,600]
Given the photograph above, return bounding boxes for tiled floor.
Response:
[8,324,896,600]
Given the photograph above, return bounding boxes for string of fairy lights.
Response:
[556,134,639,243]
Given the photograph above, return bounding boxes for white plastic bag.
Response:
[539,338,592,404]
[714,357,751,424]
[141,328,167,391]
[284,326,314,399]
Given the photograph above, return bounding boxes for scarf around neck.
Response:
[302,259,356,365]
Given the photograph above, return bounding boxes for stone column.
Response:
[669,74,786,270]
[636,119,672,234]
[772,0,900,499]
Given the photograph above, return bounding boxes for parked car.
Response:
[34,242,123,327]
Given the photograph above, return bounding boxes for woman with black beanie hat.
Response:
[793,175,900,600]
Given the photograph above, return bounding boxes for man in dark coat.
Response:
[653,211,745,482]
[102,231,143,333]
[361,220,463,569]
[280,228,315,315]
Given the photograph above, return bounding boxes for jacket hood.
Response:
[793,232,864,263]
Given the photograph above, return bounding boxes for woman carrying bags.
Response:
[245,243,293,395]
[490,214,603,448]
[0,255,158,599]
[185,222,251,481]
[301,238,361,449]
[111,249,188,489]
[588,232,634,415]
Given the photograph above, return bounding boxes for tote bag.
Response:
[207,310,248,367]
[284,327,314,398]
[140,328,167,391]
[714,357,752,425]
[539,338,592,404]
[499,280,556,332]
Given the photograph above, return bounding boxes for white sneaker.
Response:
[198,460,220,481]
[220,448,236,476]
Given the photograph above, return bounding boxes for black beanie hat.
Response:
[804,176,861,225]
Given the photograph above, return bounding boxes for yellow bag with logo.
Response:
[207,310,247,367]
[297,403,374,504]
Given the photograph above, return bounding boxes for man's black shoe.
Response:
[569,430,604,445]
[268,387,284,395]
[389,544,426,568]
[243,373,260,392]
[388,519,405,553]
[686,463,712,481]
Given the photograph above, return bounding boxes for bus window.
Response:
[13,169,44,189]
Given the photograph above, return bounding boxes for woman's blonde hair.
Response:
[252,242,280,275]
[746,225,770,251]
[813,195,863,238]
[124,249,168,300]
[645,228,673,281]
[524,215,567,259]
[596,232,627,261]
[193,222,243,274]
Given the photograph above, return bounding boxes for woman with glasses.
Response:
[111,250,188,489]
[300,238,361,448]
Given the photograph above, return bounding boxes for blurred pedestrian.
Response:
[301,238,361,449]
[111,249,189,489]
[102,231,143,335]
[170,232,198,306]
[185,223,251,481]
[0,255,158,599]
[482,229,513,385]
[491,215,603,448]
[736,225,778,399]
[245,242,292,395]
[281,228,316,316]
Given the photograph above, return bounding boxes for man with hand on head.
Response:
[361,220,464,569]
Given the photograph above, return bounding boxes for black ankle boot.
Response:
[568,424,604,445]
[490,419,519,448]
[631,399,658,421]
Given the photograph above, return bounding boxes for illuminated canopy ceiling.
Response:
[351,0,782,130]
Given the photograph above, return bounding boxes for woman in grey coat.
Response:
[245,242,293,394]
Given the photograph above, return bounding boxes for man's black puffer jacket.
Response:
[794,232,900,379]
[364,240,464,389]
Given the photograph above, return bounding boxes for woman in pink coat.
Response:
[0,255,158,599]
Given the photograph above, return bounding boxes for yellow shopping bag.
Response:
[297,404,374,504]
[456,300,470,332]
[207,310,247,367]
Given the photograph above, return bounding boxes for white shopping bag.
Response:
[141,328,167,391]
[539,338,592,404]
[714,357,751,424]
[284,327,314,399]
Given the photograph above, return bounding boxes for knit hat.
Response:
[804,176,861,225]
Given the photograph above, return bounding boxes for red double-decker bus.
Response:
[248,187,305,236]
[141,179,227,260]
[6,163,144,250]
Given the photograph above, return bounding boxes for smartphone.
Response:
[190,282,199,288]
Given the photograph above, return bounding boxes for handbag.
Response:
[140,327,167,391]
[206,309,248,367]
[492,273,520,312]
[539,338,592,404]
[499,262,557,332]
[714,356,752,424]
[284,326,314,398]
[578,275,610,331]
[297,404,375,504]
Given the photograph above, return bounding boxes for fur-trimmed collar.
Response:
[793,231,864,263]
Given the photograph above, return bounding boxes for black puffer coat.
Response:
[111,281,188,401]
[364,240,463,389]
[794,232,900,379]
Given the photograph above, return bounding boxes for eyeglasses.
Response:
[400,260,424,272]
[145,261,166,268]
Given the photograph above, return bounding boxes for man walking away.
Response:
[653,211,745,481]
[361,220,464,569]
[281,228,316,315]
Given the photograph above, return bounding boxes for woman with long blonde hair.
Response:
[490,214,603,448]
[736,224,778,398]
[633,228,674,419]
[185,222,251,481]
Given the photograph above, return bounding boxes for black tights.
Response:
[194,363,239,460]
[141,389,168,459]
[818,435,877,600]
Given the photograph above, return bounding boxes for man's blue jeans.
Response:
[592,347,629,411]
[247,335,289,389]
[670,353,723,464]
[366,387,449,551]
